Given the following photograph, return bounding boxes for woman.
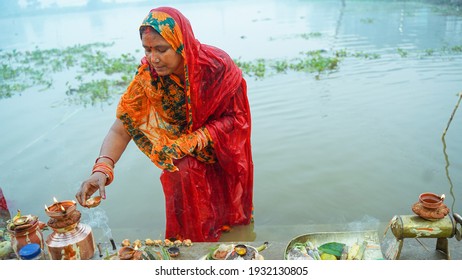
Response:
[75,7,254,242]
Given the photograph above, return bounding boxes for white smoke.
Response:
[81,207,113,240]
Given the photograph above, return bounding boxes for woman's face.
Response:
[141,29,185,80]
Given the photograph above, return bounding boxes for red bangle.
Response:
[92,162,114,186]
[95,155,115,167]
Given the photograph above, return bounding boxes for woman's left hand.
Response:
[150,129,209,172]
[150,144,181,172]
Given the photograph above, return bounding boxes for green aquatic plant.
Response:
[334,49,381,60]
[352,51,381,59]
[269,32,323,41]
[440,44,462,55]
[299,32,323,40]
[424,48,435,56]
[1,39,461,106]
[272,60,289,73]
[450,45,462,53]
[66,79,118,106]
[235,51,341,80]
[334,49,349,58]
[397,48,408,58]
[0,42,138,105]
[234,58,266,78]
[431,5,462,16]
[360,18,374,24]
[291,51,340,77]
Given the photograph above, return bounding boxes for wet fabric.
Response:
[0,187,11,225]
[0,188,7,212]
[116,7,253,241]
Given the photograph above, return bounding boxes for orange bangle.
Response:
[92,162,114,186]
[95,155,115,167]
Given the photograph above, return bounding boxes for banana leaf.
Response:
[318,242,345,258]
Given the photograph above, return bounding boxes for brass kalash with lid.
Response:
[382,193,462,260]
[44,198,95,260]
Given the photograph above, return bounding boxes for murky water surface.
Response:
[1,0,461,244]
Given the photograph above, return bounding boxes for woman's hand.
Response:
[75,119,131,207]
[150,128,210,172]
[75,172,108,207]
[150,144,180,172]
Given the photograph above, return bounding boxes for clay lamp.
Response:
[45,197,77,218]
[85,196,102,208]
[419,193,445,209]
[118,245,143,260]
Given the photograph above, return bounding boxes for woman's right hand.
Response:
[75,172,107,207]
[75,119,131,207]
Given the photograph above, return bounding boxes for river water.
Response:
[1,0,461,246]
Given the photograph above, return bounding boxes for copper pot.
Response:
[46,223,95,260]
[45,200,95,260]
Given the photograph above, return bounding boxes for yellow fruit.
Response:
[321,253,337,260]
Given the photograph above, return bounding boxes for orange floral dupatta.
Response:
[116,7,254,241]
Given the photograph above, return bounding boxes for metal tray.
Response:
[284,230,384,260]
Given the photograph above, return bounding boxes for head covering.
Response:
[139,7,243,132]
[140,9,185,55]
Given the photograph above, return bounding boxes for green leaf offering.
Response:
[318,242,345,258]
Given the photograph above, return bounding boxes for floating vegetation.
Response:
[335,49,381,60]
[397,48,409,58]
[235,50,341,80]
[234,58,267,78]
[269,32,323,41]
[424,48,435,56]
[291,51,340,78]
[65,51,138,106]
[1,39,461,106]
[431,5,462,16]
[444,45,462,54]
[360,18,374,24]
[300,32,323,40]
[251,17,272,22]
[234,49,382,80]
[0,42,138,106]
[401,44,462,59]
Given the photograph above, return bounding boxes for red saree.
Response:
[116,7,253,241]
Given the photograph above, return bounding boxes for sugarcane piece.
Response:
[287,246,313,260]
[340,245,349,260]
[307,249,316,260]
[354,241,368,260]
[305,241,321,260]
[347,242,360,260]
[313,247,321,260]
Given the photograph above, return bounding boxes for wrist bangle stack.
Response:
[92,161,114,186]
[95,155,115,167]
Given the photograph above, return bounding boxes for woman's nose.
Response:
[151,53,159,63]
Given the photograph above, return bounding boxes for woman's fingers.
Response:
[76,173,106,207]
